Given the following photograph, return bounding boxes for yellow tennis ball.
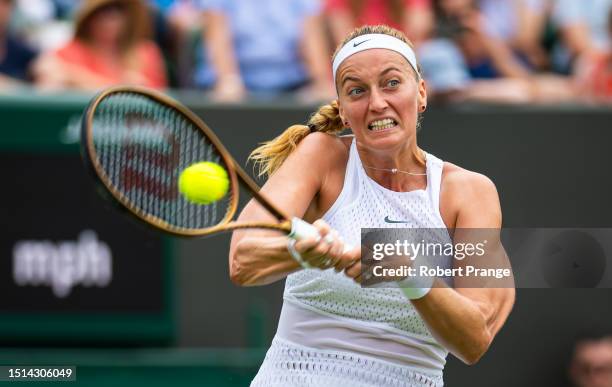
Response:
[178,161,229,204]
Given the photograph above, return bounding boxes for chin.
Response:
[362,139,409,155]
[361,127,411,150]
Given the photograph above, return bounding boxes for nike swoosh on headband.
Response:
[384,216,412,224]
[353,39,371,47]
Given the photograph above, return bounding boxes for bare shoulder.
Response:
[439,162,501,228]
[441,162,498,199]
[291,132,350,168]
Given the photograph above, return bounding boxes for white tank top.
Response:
[279,138,452,373]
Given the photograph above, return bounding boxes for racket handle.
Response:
[288,217,354,253]
[289,217,320,240]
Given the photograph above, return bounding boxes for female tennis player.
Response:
[229,24,515,387]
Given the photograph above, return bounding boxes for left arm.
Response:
[412,171,515,365]
[347,170,516,363]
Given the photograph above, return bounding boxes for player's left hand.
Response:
[344,245,415,286]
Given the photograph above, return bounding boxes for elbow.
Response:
[229,238,268,287]
[459,329,493,366]
[229,259,244,286]
[229,262,246,287]
[229,236,293,287]
[462,288,515,365]
[229,240,250,287]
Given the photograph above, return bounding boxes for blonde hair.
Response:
[250,25,424,178]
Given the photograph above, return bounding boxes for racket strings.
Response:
[91,92,235,232]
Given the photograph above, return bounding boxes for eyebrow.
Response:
[381,67,402,76]
[340,66,403,88]
[340,76,360,88]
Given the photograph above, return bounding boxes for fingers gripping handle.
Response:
[287,218,318,268]
[288,217,354,252]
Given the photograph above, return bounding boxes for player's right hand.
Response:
[291,219,361,271]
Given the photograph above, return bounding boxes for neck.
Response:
[356,140,426,192]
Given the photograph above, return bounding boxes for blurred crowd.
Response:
[1,0,612,104]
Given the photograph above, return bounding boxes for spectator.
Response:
[479,0,550,70]
[433,0,532,79]
[34,0,167,90]
[551,0,612,74]
[149,0,175,11]
[195,0,333,102]
[325,0,434,47]
[0,0,38,88]
[11,0,74,51]
[569,336,612,387]
[418,37,535,103]
[51,0,79,18]
[418,35,576,104]
[145,2,180,87]
[148,0,203,88]
[14,0,56,26]
[574,7,612,103]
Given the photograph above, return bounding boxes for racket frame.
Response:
[81,86,295,237]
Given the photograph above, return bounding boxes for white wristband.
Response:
[396,273,434,300]
[399,285,432,300]
[287,239,312,269]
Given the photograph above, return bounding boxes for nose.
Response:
[368,88,388,112]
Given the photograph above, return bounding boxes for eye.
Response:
[386,79,400,88]
[348,87,364,96]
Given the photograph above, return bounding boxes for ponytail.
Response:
[249,100,345,177]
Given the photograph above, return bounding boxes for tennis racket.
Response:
[80,85,320,240]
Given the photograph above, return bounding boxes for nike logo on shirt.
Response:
[384,216,412,224]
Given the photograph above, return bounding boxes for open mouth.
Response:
[368,118,397,131]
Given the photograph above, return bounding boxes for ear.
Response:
[417,78,428,111]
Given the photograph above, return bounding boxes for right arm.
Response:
[229,132,359,286]
[201,9,246,101]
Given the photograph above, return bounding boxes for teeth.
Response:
[369,118,396,130]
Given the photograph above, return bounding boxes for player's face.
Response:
[336,49,426,153]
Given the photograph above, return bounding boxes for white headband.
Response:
[332,34,419,82]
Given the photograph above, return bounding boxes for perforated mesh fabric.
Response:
[284,139,452,340]
[251,337,444,387]
[89,91,234,232]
